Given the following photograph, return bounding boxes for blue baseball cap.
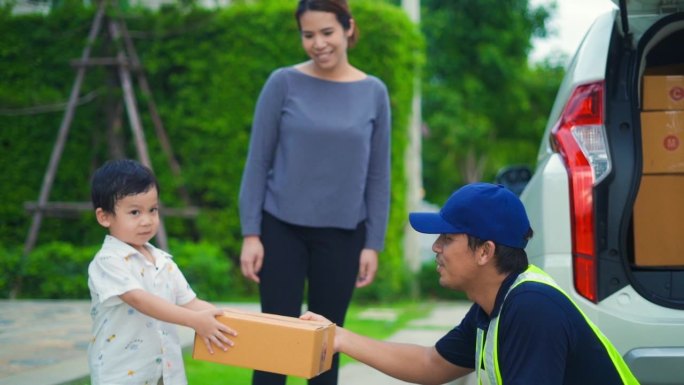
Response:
[409,183,531,249]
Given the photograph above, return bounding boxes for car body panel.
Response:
[625,347,684,385]
[521,154,571,260]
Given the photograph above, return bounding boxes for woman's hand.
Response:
[356,248,378,288]
[240,236,264,283]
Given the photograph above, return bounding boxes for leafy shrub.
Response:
[19,242,97,299]
[0,244,22,298]
[169,239,257,302]
[416,261,468,301]
[6,239,256,300]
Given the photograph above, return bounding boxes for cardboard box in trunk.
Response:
[192,309,335,379]
[633,175,684,266]
[642,65,684,111]
[641,110,684,174]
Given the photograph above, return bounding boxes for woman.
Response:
[238,1,391,384]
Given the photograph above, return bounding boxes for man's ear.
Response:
[95,208,111,228]
[477,241,496,266]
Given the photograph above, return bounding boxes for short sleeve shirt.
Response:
[435,272,624,384]
[87,235,196,385]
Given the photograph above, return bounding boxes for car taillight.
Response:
[551,81,610,303]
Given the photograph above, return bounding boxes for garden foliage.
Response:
[0,0,424,301]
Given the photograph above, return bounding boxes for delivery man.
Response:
[302,182,640,384]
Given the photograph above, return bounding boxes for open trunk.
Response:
[601,1,684,309]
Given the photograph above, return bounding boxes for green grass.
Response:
[62,301,434,385]
[185,301,434,384]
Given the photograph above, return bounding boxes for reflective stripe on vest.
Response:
[475,265,640,385]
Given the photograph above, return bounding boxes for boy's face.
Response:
[96,187,159,252]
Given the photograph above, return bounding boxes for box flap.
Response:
[221,308,333,330]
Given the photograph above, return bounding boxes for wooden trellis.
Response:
[12,0,197,298]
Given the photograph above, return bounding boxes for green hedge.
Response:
[0,0,423,300]
[0,239,246,301]
[0,239,464,302]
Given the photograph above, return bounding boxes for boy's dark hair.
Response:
[91,159,159,213]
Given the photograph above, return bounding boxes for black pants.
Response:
[252,212,365,385]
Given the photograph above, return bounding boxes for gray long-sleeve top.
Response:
[238,67,391,251]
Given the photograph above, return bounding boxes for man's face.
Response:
[431,233,479,291]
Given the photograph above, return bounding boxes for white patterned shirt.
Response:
[88,235,196,385]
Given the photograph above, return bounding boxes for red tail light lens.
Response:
[551,81,609,303]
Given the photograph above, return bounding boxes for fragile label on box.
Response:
[192,309,335,379]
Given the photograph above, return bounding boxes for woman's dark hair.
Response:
[466,228,534,274]
[91,159,159,214]
[295,0,359,47]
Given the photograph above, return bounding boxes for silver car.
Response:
[500,1,684,384]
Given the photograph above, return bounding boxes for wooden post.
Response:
[108,19,168,251]
[118,20,192,206]
[401,0,424,275]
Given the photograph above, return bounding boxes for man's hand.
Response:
[300,311,340,352]
[240,236,264,283]
[356,248,378,288]
[300,311,332,323]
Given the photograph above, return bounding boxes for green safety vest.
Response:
[475,265,640,385]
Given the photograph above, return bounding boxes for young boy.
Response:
[87,159,235,385]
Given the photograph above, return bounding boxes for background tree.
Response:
[420,0,564,204]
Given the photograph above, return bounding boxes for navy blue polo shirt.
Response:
[436,271,624,384]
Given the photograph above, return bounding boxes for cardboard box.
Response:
[192,309,335,379]
[642,65,684,111]
[633,175,684,266]
[641,110,684,173]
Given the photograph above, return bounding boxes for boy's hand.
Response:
[191,308,237,354]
